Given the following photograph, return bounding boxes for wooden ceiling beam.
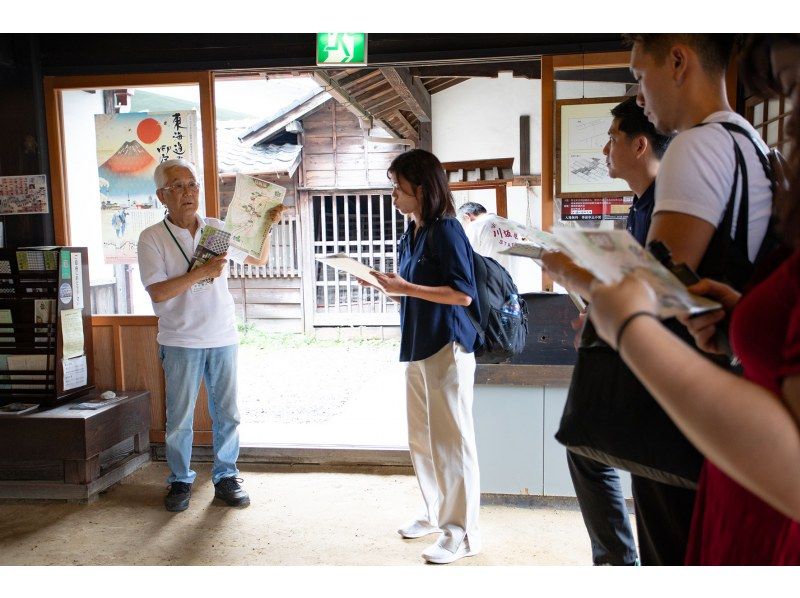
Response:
[336,68,380,88]
[425,77,466,94]
[552,50,630,71]
[379,67,432,123]
[390,110,419,143]
[351,79,393,99]
[368,96,408,117]
[410,61,541,79]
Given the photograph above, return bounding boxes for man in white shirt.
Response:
[138,159,281,512]
[625,33,773,565]
[457,203,537,294]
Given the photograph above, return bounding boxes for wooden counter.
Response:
[475,364,574,387]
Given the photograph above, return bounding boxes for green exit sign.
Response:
[316,33,367,66]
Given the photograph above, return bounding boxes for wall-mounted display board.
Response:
[555,97,631,198]
[0,246,94,407]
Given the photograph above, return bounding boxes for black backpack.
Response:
[426,220,528,364]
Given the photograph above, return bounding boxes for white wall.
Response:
[432,72,541,175]
[432,73,543,291]
[62,90,113,287]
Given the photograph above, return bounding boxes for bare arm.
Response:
[646,211,717,271]
[146,254,228,303]
[589,276,800,521]
[371,271,472,306]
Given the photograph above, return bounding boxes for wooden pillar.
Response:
[43,78,70,245]
[418,121,432,153]
[495,184,508,218]
[199,72,220,218]
[541,56,555,291]
[519,115,530,175]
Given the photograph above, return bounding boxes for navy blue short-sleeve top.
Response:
[397,216,481,362]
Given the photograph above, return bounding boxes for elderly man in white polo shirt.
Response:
[138,158,282,512]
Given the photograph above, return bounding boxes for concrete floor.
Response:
[0,461,598,565]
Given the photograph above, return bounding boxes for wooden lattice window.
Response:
[747,94,794,157]
[312,191,408,321]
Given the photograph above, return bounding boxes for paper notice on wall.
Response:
[71,252,84,310]
[0,174,49,215]
[63,355,87,391]
[60,308,84,359]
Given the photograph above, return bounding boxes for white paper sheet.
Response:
[315,254,405,296]
[60,308,85,359]
[63,355,87,391]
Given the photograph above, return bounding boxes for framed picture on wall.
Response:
[555,97,631,198]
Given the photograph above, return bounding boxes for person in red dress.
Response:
[556,34,800,565]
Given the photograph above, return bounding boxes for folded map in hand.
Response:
[553,228,721,318]
[188,224,231,286]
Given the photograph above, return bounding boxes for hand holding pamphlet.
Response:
[551,228,721,318]
[315,254,406,296]
[188,225,231,289]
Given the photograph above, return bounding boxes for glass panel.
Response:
[61,84,203,315]
[768,97,781,120]
[785,96,793,112]
[752,102,764,126]
[767,120,780,146]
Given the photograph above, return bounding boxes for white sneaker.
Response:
[421,535,479,564]
[397,519,441,539]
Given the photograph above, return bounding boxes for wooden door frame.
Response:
[44,71,220,246]
[540,51,630,290]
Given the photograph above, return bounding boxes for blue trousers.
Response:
[159,344,241,485]
[567,450,638,565]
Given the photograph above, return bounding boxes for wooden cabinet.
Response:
[0,390,150,501]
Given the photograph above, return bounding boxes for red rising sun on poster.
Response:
[136,118,161,144]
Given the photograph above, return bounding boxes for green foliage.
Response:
[236,323,399,351]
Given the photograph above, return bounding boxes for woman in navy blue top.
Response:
[368,149,483,564]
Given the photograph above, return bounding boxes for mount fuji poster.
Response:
[94,111,198,263]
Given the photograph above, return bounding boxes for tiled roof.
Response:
[216,126,302,176]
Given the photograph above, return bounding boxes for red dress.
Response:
[685,249,800,565]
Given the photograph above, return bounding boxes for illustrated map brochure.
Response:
[553,228,721,318]
[224,173,287,259]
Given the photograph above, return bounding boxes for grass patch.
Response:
[237,322,399,350]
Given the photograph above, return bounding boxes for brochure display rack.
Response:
[0,246,94,406]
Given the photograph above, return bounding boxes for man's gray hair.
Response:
[457,202,487,217]
[154,159,199,189]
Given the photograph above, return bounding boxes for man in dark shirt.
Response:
[567,96,671,565]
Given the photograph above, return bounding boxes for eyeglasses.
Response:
[161,181,200,194]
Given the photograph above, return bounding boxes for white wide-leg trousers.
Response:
[404,341,481,553]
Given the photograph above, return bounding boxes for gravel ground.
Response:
[236,329,401,425]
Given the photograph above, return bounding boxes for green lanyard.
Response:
[163,219,192,269]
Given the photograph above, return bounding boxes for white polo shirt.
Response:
[138,214,247,349]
